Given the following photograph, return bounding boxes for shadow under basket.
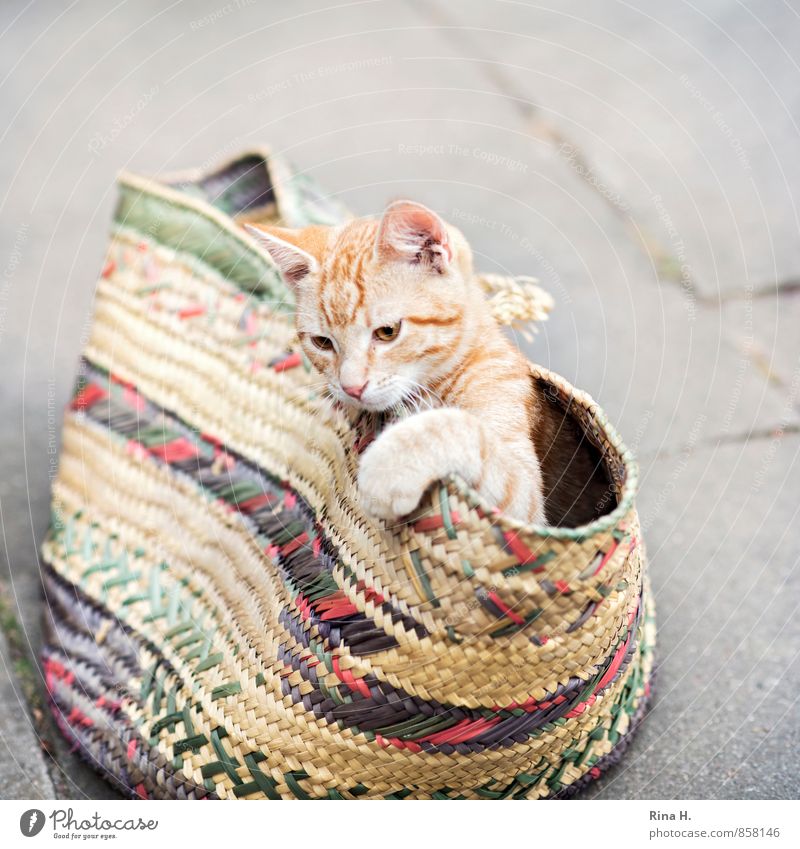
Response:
[40,147,655,799]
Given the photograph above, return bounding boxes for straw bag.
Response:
[41,148,655,799]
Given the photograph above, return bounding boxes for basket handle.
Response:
[478,273,554,339]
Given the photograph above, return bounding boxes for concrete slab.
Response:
[585,435,800,799]
[1,0,798,800]
[0,629,55,799]
[720,289,800,411]
[422,0,800,299]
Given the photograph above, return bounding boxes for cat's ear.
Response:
[244,224,319,288]
[375,200,453,273]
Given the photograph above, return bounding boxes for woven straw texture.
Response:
[41,148,655,800]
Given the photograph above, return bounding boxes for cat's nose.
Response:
[342,381,368,400]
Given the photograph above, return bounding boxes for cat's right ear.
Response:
[244,224,319,289]
[374,200,452,273]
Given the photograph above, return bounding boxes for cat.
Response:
[244,200,546,524]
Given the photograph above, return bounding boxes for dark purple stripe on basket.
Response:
[63,357,642,754]
[73,358,427,656]
[41,567,215,800]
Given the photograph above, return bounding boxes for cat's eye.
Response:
[311,335,334,351]
[373,322,402,343]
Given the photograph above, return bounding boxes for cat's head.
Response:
[245,201,478,412]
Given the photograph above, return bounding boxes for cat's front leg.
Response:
[357,408,485,520]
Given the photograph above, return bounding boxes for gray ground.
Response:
[1,0,798,800]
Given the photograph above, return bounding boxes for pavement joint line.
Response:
[410,0,708,304]
[637,424,800,463]
[695,277,800,305]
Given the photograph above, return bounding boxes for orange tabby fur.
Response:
[245,201,545,524]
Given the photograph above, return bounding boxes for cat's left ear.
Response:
[375,200,453,273]
[244,224,319,289]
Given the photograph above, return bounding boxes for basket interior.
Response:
[167,152,280,222]
[529,374,621,527]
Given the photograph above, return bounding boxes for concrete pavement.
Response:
[1,0,797,799]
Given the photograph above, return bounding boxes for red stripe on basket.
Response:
[564,694,596,719]
[70,384,107,411]
[66,707,93,727]
[503,531,547,569]
[317,591,359,620]
[273,352,302,372]
[127,739,137,760]
[149,437,199,463]
[412,512,461,533]
[486,591,525,626]
[44,658,74,688]
[593,539,620,576]
[421,716,500,746]
[332,656,371,699]
[237,492,277,512]
[281,531,309,556]
[357,581,385,605]
[320,603,358,620]
[379,737,422,753]
[178,304,206,319]
[294,593,312,622]
[594,629,633,694]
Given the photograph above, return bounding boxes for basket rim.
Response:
[116,149,638,542]
[448,363,638,541]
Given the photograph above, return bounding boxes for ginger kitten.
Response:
[245,201,546,524]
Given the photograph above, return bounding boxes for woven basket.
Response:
[40,148,655,800]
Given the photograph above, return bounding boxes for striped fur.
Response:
[246,201,545,524]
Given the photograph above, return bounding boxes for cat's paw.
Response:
[357,429,433,520]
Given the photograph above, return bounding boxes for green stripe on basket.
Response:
[113,185,290,304]
[211,682,242,700]
[284,771,311,800]
[243,752,281,799]
[409,549,440,608]
[502,550,556,577]
[438,486,458,540]
[209,728,243,785]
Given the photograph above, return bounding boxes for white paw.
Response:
[357,431,432,521]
